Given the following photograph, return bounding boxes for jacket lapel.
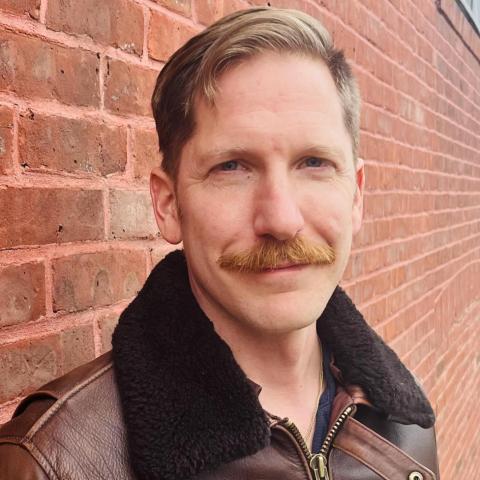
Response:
[112,250,434,480]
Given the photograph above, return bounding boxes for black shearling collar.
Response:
[112,250,434,480]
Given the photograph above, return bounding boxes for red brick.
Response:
[96,311,119,354]
[109,189,158,239]
[333,25,357,61]
[0,0,40,18]
[132,128,162,180]
[0,188,104,248]
[222,0,251,16]
[46,0,144,56]
[376,57,393,85]
[61,324,95,374]
[195,0,222,25]
[151,0,191,15]
[0,262,45,328]
[0,324,97,402]
[150,242,178,267]
[148,10,198,62]
[0,106,14,175]
[0,1,477,474]
[375,111,393,137]
[0,335,62,403]
[0,31,100,107]
[52,250,146,312]
[0,401,18,425]
[18,112,127,176]
[104,58,158,116]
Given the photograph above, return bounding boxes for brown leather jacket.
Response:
[0,251,440,479]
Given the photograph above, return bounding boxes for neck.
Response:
[188,270,323,390]
[205,304,324,440]
[188,271,325,440]
[219,322,322,392]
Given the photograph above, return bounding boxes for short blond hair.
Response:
[151,7,360,178]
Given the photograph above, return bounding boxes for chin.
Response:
[225,283,335,336]
[240,299,326,336]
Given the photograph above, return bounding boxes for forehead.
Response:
[182,52,351,167]
[212,52,339,112]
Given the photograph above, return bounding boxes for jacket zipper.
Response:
[281,405,354,480]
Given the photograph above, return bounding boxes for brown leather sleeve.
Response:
[0,443,50,480]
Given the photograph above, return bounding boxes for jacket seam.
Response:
[22,439,60,480]
[333,418,437,480]
[0,441,55,480]
[333,444,390,480]
[0,435,24,443]
[334,443,434,480]
[25,361,114,440]
[346,417,436,478]
[2,361,114,480]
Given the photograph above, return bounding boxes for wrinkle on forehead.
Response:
[210,52,340,112]
[182,52,353,173]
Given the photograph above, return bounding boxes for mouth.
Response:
[260,263,308,273]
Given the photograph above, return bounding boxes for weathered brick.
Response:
[0,1,478,475]
[0,106,14,175]
[0,262,45,328]
[18,112,127,176]
[46,0,144,56]
[104,58,158,116]
[132,128,162,180]
[151,0,191,15]
[150,243,178,267]
[148,10,197,62]
[0,188,104,248]
[0,335,62,403]
[52,250,146,312]
[195,0,222,24]
[0,401,18,425]
[221,0,250,16]
[109,189,158,239]
[0,0,40,18]
[96,311,119,354]
[0,324,97,402]
[61,324,95,374]
[0,31,100,107]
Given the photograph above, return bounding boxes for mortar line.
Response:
[39,0,47,24]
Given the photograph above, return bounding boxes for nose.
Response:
[253,176,304,241]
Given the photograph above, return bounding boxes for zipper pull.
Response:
[310,454,329,480]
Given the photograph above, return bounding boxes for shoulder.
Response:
[0,351,115,439]
[0,352,133,479]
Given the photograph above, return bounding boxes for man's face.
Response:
[152,52,364,335]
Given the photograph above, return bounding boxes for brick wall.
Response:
[0,1,479,478]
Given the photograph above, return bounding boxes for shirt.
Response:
[311,343,336,453]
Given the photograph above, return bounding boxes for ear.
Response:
[352,157,365,236]
[150,167,182,244]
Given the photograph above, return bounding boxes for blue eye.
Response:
[220,160,239,171]
[304,157,324,167]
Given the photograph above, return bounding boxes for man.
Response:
[0,7,439,480]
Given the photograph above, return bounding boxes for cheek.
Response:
[314,212,346,245]
[303,189,352,244]
[180,190,251,249]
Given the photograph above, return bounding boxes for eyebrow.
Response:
[197,143,346,166]
[301,143,346,163]
[196,146,251,165]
